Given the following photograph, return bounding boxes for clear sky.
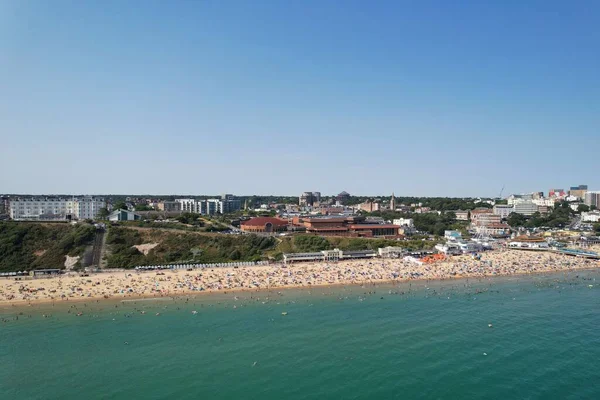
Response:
[1,1,598,197]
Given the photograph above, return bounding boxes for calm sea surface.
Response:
[2,271,600,399]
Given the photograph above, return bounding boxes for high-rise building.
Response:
[569,185,588,199]
[584,191,600,208]
[0,196,7,215]
[390,193,396,210]
[299,192,320,207]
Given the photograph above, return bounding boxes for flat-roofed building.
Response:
[393,218,414,228]
[8,196,106,221]
[157,201,181,212]
[569,185,588,199]
[581,211,600,223]
[513,201,539,216]
[292,215,400,238]
[359,201,380,212]
[176,197,241,215]
[470,208,493,223]
[176,198,200,213]
[299,192,321,207]
[584,191,600,208]
[493,204,514,219]
[454,210,469,221]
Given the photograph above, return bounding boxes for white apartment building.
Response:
[532,198,556,207]
[72,198,106,220]
[176,198,201,213]
[507,194,533,206]
[393,218,414,227]
[584,191,600,208]
[492,204,514,219]
[513,201,539,216]
[8,197,106,221]
[175,198,242,215]
[581,211,600,223]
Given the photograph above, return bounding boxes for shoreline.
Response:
[1,256,598,309]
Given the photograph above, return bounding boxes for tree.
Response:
[113,201,127,210]
[97,208,109,219]
[594,224,600,234]
[507,212,527,227]
[134,204,153,211]
[577,204,590,213]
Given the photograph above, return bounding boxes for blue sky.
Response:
[1,1,598,197]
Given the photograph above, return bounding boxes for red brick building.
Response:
[292,216,400,238]
[240,217,289,233]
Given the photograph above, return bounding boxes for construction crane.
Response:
[498,185,505,199]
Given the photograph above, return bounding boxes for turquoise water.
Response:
[2,271,600,399]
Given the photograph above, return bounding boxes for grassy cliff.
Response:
[104,226,277,268]
[104,227,438,268]
[0,222,96,272]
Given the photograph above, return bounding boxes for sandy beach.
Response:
[1,249,598,306]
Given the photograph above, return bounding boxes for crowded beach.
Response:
[0,248,598,305]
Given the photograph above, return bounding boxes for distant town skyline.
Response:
[1,186,596,199]
[1,1,599,196]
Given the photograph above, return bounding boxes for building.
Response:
[176,198,200,213]
[473,213,502,227]
[283,248,378,264]
[316,206,346,215]
[470,208,493,223]
[444,230,462,240]
[299,192,321,207]
[8,197,106,221]
[240,217,289,233]
[476,223,511,237]
[570,203,584,212]
[157,201,181,212]
[0,196,7,215]
[507,194,533,206]
[389,193,396,210]
[175,197,241,215]
[359,201,380,212]
[292,216,401,238]
[548,189,566,198]
[537,205,550,215]
[493,204,514,219]
[454,210,470,221]
[336,191,351,204]
[108,209,141,221]
[584,191,600,208]
[581,211,600,223]
[513,201,539,216]
[393,218,414,228]
[508,235,549,250]
[378,246,406,258]
[569,185,588,199]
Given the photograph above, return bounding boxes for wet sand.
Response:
[1,249,598,306]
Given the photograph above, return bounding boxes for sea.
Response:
[1,270,600,400]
